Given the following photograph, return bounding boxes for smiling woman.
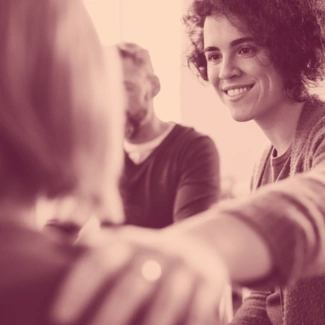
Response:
[203,14,291,128]
[177,1,325,325]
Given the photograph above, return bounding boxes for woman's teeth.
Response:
[227,87,251,97]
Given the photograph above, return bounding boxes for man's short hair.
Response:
[116,42,155,75]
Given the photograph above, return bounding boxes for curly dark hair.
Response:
[183,0,325,101]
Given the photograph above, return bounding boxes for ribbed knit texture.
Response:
[227,97,325,325]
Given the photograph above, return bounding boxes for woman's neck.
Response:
[255,100,304,156]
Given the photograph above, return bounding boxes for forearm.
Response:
[169,166,325,286]
[167,208,273,285]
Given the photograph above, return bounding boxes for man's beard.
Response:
[125,109,147,140]
[125,118,140,139]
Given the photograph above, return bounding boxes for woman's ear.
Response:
[149,75,161,97]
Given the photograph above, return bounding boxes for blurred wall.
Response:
[84,0,121,45]
[120,0,182,123]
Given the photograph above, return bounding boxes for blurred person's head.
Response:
[183,0,325,119]
[116,42,161,141]
[0,0,125,226]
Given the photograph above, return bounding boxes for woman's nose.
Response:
[218,57,241,80]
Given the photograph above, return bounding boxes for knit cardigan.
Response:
[225,97,325,325]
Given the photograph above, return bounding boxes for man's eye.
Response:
[125,85,136,92]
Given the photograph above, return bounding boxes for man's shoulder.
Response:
[162,124,218,163]
[172,123,214,143]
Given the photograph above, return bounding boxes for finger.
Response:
[142,264,196,325]
[50,242,131,324]
[186,282,231,325]
[186,283,219,325]
[91,260,159,325]
[218,285,234,324]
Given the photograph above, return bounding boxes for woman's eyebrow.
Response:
[204,37,255,53]
[230,36,255,47]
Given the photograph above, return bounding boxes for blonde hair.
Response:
[0,0,124,221]
[116,42,155,76]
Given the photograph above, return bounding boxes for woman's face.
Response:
[203,14,288,124]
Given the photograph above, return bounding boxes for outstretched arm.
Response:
[169,206,273,284]
[168,161,325,286]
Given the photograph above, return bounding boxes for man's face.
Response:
[122,58,153,140]
[203,14,287,124]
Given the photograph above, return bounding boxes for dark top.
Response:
[0,222,76,325]
[120,124,220,228]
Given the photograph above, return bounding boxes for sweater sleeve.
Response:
[230,289,274,325]
[173,136,220,221]
[217,119,325,286]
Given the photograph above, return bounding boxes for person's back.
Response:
[0,223,74,324]
[0,1,123,323]
[0,1,230,324]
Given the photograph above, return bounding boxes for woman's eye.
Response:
[238,46,256,56]
[207,53,222,62]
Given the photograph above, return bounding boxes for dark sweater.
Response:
[120,124,220,228]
